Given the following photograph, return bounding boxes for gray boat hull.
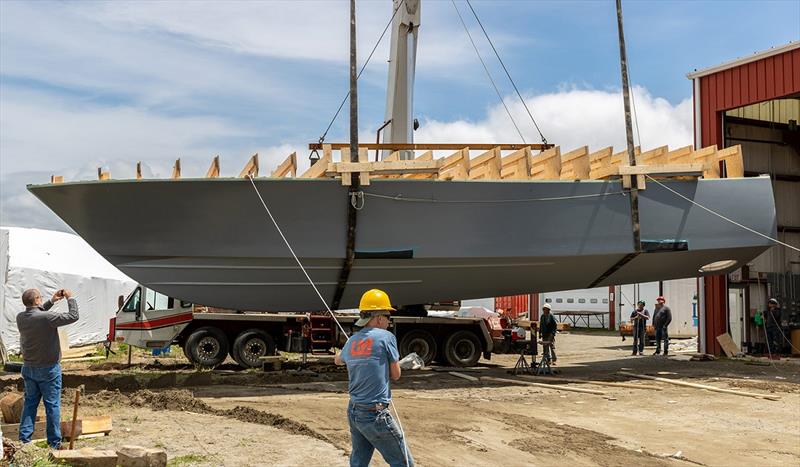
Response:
[28,176,776,311]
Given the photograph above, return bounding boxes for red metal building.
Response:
[688,42,800,355]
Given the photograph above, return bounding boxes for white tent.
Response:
[1,227,137,352]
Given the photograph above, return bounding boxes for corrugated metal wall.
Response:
[694,46,800,356]
[494,294,530,319]
[699,47,800,147]
[726,98,800,124]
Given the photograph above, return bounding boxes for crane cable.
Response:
[450,0,526,144]
[464,0,548,145]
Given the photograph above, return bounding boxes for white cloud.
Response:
[417,86,693,152]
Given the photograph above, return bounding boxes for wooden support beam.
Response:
[588,147,614,179]
[531,146,561,179]
[636,145,669,165]
[593,146,640,180]
[500,147,532,180]
[689,145,718,178]
[97,168,110,181]
[171,158,181,179]
[438,148,470,180]
[469,147,502,180]
[666,145,694,164]
[271,152,297,178]
[239,154,259,178]
[403,150,434,178]
[310,142,552,151]
[618,372,780,401]
[559,146,590,180]
[205,156,220,178]
[136,162,143,180]
[616,163,705,176]
[717,144,744,178]
[50,175,64,184]
[300,145,331,178]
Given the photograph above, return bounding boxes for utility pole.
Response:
[615,0,641,252]
[333,0,360,310]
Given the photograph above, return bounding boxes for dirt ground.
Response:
[3,331,799,466]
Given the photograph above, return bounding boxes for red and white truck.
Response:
[110,285,517,369]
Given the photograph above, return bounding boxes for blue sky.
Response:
[1,0,798,230]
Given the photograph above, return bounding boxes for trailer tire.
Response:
[232,329,276,369]
[443,330,482,367]
[185,327,229,368]
[182,344,196,365]
[399,330,437,365]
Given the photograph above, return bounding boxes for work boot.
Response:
[664,351,669,356]
[653,350,661,355]
[638,351,644,356]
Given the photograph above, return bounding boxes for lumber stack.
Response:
[57,142,746,189]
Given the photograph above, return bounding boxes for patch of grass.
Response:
[33,440,50,449]
[167,454,208,466]
[8,353,23,362]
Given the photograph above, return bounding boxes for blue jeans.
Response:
[20,364,62,448]
[348,402,413,467]
[655,326,670,354]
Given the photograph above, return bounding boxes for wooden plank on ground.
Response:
[481,376,606,395]
[449,371,479,382]
[716,333,741,357]
[61,415,113,440]
[517,375,662,390]
[618,372,779,401]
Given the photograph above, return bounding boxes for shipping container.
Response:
[494,294,530,319]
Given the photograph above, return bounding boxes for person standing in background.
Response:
[652,296,672,356]
[630,300,649,356]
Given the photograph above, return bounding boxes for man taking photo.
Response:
[17,288,79,449]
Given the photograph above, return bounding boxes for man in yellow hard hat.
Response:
[335,289,413,467]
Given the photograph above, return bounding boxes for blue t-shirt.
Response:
[340,327,400,404]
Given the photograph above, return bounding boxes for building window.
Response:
[602,298,609,304]
[545,298,552,303]
[578,298,586,304]
[556,298,563,303]
[590,298,598,304]
[567,298,574,303]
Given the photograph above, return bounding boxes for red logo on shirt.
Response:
[350,338,373,357]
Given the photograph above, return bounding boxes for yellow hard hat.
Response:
[359,289,395,312]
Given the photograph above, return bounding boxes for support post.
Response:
[615,0,641,252]
[332,0,360,310]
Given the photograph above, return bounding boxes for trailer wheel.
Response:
[232,329,276,369]
[443,330,482,367]
[182,344,196,365]
[399,330,437,365]
[185,327,229,368]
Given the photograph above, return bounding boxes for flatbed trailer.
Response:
[112,285,501,369]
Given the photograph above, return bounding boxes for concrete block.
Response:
[50,448,118,467]
[117,445,168,467]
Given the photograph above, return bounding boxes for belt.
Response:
[350,402,389,412]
